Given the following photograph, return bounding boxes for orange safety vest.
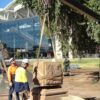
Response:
[7,65,17,82]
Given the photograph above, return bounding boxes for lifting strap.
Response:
[47,14,56,59]
[37,13,48,59]
[32,13,57,80]
[32,13,48,75]
[36,13,56,64]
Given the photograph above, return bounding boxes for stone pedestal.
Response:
[31,87,67,100]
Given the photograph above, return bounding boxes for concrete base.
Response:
[30,87,67,100]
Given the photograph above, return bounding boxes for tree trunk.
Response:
[68,25,74,59]
[54,33,63,59]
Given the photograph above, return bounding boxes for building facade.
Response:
[0,0,64,59]
[0,17,54,58]
[0,1,54,59]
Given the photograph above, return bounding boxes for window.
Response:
[0,16,53,59]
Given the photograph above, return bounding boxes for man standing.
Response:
[15,58,30,99]
[7,58,19,100]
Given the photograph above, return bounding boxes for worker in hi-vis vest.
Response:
[15,58,30,99]
[7,58,19,100]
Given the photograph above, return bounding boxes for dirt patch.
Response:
[1,69,100,100]
[62,69,100,100]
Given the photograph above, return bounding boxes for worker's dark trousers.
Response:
[9,83,20,100]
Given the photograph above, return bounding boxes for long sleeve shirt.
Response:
[7,65,17,82]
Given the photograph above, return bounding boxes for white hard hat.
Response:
[22,58,29,63]
[9,57,14,63]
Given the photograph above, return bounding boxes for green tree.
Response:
[16,0,100,58]
[85,0,100,42]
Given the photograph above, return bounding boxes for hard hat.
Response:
[9,57,14,63]
[22,58,29,63]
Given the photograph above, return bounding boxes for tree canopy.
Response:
[16,0,100,57]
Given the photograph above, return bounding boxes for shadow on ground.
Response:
[84,97,96,100]
[89,71,100,82]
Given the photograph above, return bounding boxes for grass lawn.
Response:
[28,58,100,71]
[70,58,100,69]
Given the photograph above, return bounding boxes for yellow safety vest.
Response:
[15,67,28,83]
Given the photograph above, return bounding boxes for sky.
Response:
[0,0,12,9]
